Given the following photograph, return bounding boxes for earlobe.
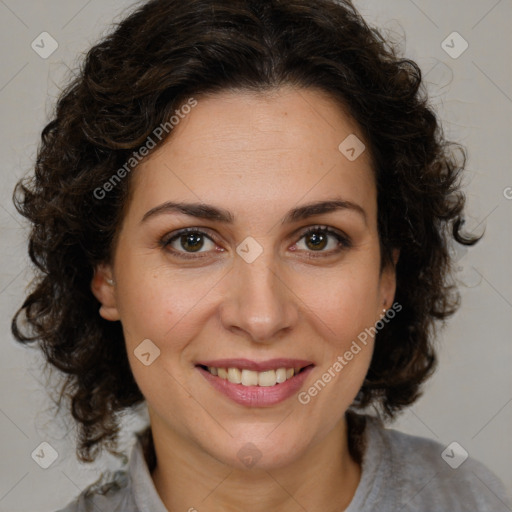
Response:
[392,248,400,266]
[381,248,400,311]
[90,263,120,321]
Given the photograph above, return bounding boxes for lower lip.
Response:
[197,365,314,407]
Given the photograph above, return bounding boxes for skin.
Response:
[91,86,399,512]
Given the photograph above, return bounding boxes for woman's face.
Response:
[93,86,397,470]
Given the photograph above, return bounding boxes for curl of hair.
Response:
[12,0,479,463]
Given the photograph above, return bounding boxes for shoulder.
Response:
[54,469,135,512]
[54,427,160,512]
[364,415,511,512]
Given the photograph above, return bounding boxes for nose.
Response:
[218,248,299,344]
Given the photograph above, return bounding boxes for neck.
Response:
[148,413,363,512]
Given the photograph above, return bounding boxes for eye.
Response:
[160,225,351,261]
[292,226,351,257]
[160,228,220,259]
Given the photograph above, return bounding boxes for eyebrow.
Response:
[140,198,367,226]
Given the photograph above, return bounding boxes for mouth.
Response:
[195,359,315,407]
[196,364,310,387]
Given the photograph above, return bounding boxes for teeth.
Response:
[227,367,242,384]
[241,369,259,386]
[207,366,299,386]
[275,368,287,383]
[258,370,276,387]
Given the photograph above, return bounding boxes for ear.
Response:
[380,248,400,311]
[91,262,120,321]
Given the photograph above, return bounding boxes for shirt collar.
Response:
[129,435,169,512]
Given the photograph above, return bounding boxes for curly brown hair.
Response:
[12,0,479,464]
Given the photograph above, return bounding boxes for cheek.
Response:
[114,269,213,413]
[292,263,381,338]
[295,268,379,417]
[113,262,216,360]
[116,237,225,323]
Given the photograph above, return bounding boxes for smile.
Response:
[200,366,302,386]
[195,359,315,407]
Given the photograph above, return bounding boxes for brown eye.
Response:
[304,231,329,251]
[294,226,351,255]
[179,232,205,252]
[161,228,218,258]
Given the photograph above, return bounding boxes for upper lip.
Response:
[196,358,315,372]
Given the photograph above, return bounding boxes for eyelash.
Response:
[159,225,352,260]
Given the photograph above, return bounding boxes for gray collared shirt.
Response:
[56,415,511,512]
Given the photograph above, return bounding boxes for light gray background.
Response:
[0,1,511,511]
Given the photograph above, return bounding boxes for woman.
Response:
[11,0,510,511]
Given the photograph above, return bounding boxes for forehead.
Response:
[128,87,376,224]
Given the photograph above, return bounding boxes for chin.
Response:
[204,430,312,471]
